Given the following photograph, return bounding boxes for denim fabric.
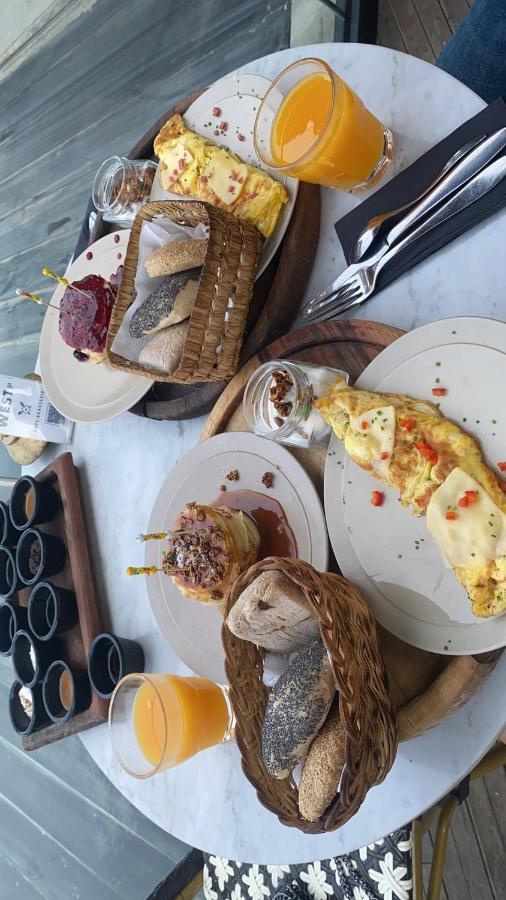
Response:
[436,0,506,103]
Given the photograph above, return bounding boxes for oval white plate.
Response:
[145,432,328,682]
[150,73,298,278]
[325,316,506,655]
[40,231,152,423]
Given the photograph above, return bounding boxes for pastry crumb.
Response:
[262,471,274,489]
[219,484,227,492]
[226,469,239,482]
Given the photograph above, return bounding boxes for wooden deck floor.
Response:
[378,0,471,61]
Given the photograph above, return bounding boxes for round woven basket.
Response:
[223,557,398,833]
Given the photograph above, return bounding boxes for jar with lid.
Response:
[92,156,157,224]
[243,360,349,449]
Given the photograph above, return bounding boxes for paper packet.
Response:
[0,375,73,444]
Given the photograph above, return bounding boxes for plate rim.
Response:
[40,230,153,424]
[324,316,506,655]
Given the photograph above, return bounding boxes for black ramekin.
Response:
[11,629,57,688]
[28,581,77,641]
[0,601,28,656]
[0,501,18,546]
[87,632,145,699]
[9,475,59,531]
[0,545,23,599]
[9,679,50,735]
[42,660,91,724]
[16,528,66,586]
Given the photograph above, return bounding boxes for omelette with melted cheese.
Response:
[316,378,506,618]
[153,114,288,238]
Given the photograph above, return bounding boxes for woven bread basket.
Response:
[106,200,263,383]
[223,556,398,833]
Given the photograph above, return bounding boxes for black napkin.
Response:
[334,98,506,293]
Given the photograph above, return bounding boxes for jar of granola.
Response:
[92,156,157,224]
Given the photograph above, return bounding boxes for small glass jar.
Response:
[92,156,157,224]
[243,359,349,448]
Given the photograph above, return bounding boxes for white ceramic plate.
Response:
[40,231,152,424]
[145,432,328,682]
[150,73,298,278]
[325,316,506,655]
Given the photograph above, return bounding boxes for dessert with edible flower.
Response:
[316,377,506,618]
[153,114,288,238]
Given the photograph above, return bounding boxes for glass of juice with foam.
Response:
[254,57,393,191]
[109,673,234,778]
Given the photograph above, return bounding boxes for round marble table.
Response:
[32,42,506,864]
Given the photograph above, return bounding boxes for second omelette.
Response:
[316,378,506,619]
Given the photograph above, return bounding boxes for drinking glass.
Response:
[254,57,393,191]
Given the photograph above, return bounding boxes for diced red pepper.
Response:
[178,158,185,171]
[500,481,506,493]
[219,121,228,131]
[446,511,457,520]
[237,133,246,142]
[361,420,368,430]
[212,106,221,116]
[416,497,426,507]
[465,490,477,503]
[200,175,208,183]
[213,129,220,136]
[399,417,416,432]
[228,185,235,193]
[458,496,469,508]
[414,441,438,464]
[380,451,389,460]
[498,462,506,472]
[371,491,384,507]
[432,387,447,396]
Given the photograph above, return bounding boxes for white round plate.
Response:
[325,316,506,655]
[40,231,152,424]
[145,432,328,682]
[150,73,298,278]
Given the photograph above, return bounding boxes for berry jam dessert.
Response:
[59,267,122,363]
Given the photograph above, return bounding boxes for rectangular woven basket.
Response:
[106,200,263,383]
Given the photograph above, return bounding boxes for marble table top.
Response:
[29,42,506,865]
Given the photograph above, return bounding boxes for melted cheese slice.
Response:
[349,405,395,476]
[159,142,193,179]
[427,467,506,567]
[204,158,248,205]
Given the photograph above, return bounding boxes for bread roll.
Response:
[138,320,189,374]
[145,239,207,277]
[129,268,200,338]
[262,638,335,779]
[226,570,320,652]
[298,704,346,822]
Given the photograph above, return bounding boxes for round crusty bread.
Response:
[298,703,346,822]
[144,238,207,277]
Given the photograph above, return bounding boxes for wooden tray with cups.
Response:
[0,453,108,750]
[202,318,503,832]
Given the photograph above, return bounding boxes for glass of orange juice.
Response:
[254,57,393,192]
[108,673,234,778]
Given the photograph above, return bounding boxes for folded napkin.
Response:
[334,98,506,293]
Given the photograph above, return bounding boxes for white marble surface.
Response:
[30,43,506,864]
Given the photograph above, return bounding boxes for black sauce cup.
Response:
[0,501,18,546]
[28,582,77,641]
[9,679,50,735]
[9,475,59,531]
[88,632,145,699]
[11,629,57,688]
[42,660,91,724]
[16,528,66,587]
[0,545,23,599]
[0,601,28,656]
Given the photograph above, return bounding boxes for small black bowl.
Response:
[28,581,77,641]
[0,601,28,656]
[9,679,50,735]
[11,629,57,688]
[42,660,91,724]
[9,475,59,531]
[0,501,18,546]
[0,545,23,599]
[88,632,145,699]
[16,528,66,586]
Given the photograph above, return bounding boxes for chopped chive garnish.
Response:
[435,361,441,367]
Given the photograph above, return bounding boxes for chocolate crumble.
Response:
[226,469,239,481]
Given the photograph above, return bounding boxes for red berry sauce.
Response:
[59,270,120,356]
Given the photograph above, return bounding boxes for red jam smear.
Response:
[86,251,93,260]
[59,272,118,353]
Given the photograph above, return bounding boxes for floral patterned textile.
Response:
[203,827,412,900]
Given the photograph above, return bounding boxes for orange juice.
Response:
[133,675,230,769]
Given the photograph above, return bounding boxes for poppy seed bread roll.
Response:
[298,704,346,822]
[129,268,200,338]
[262,638,335,779]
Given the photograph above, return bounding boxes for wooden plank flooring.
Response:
[378,0,469,62]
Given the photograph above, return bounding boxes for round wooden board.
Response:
[201,319,503,742]
[79,91,320,421]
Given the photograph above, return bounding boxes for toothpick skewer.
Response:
[137,532,170,542]
[16,289,61,312]
[127,566,161,576]
[42,267,91,300]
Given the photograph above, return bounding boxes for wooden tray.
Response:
[76,91,320,421]
[201,319,503,741]
[14,452,108,750]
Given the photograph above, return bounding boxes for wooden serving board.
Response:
[15,453,108,750]
[201,319,503,741]
[78,91,320,421]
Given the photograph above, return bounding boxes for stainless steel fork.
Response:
[304,154,506,323]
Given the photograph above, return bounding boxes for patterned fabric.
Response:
[203,827,412,900]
